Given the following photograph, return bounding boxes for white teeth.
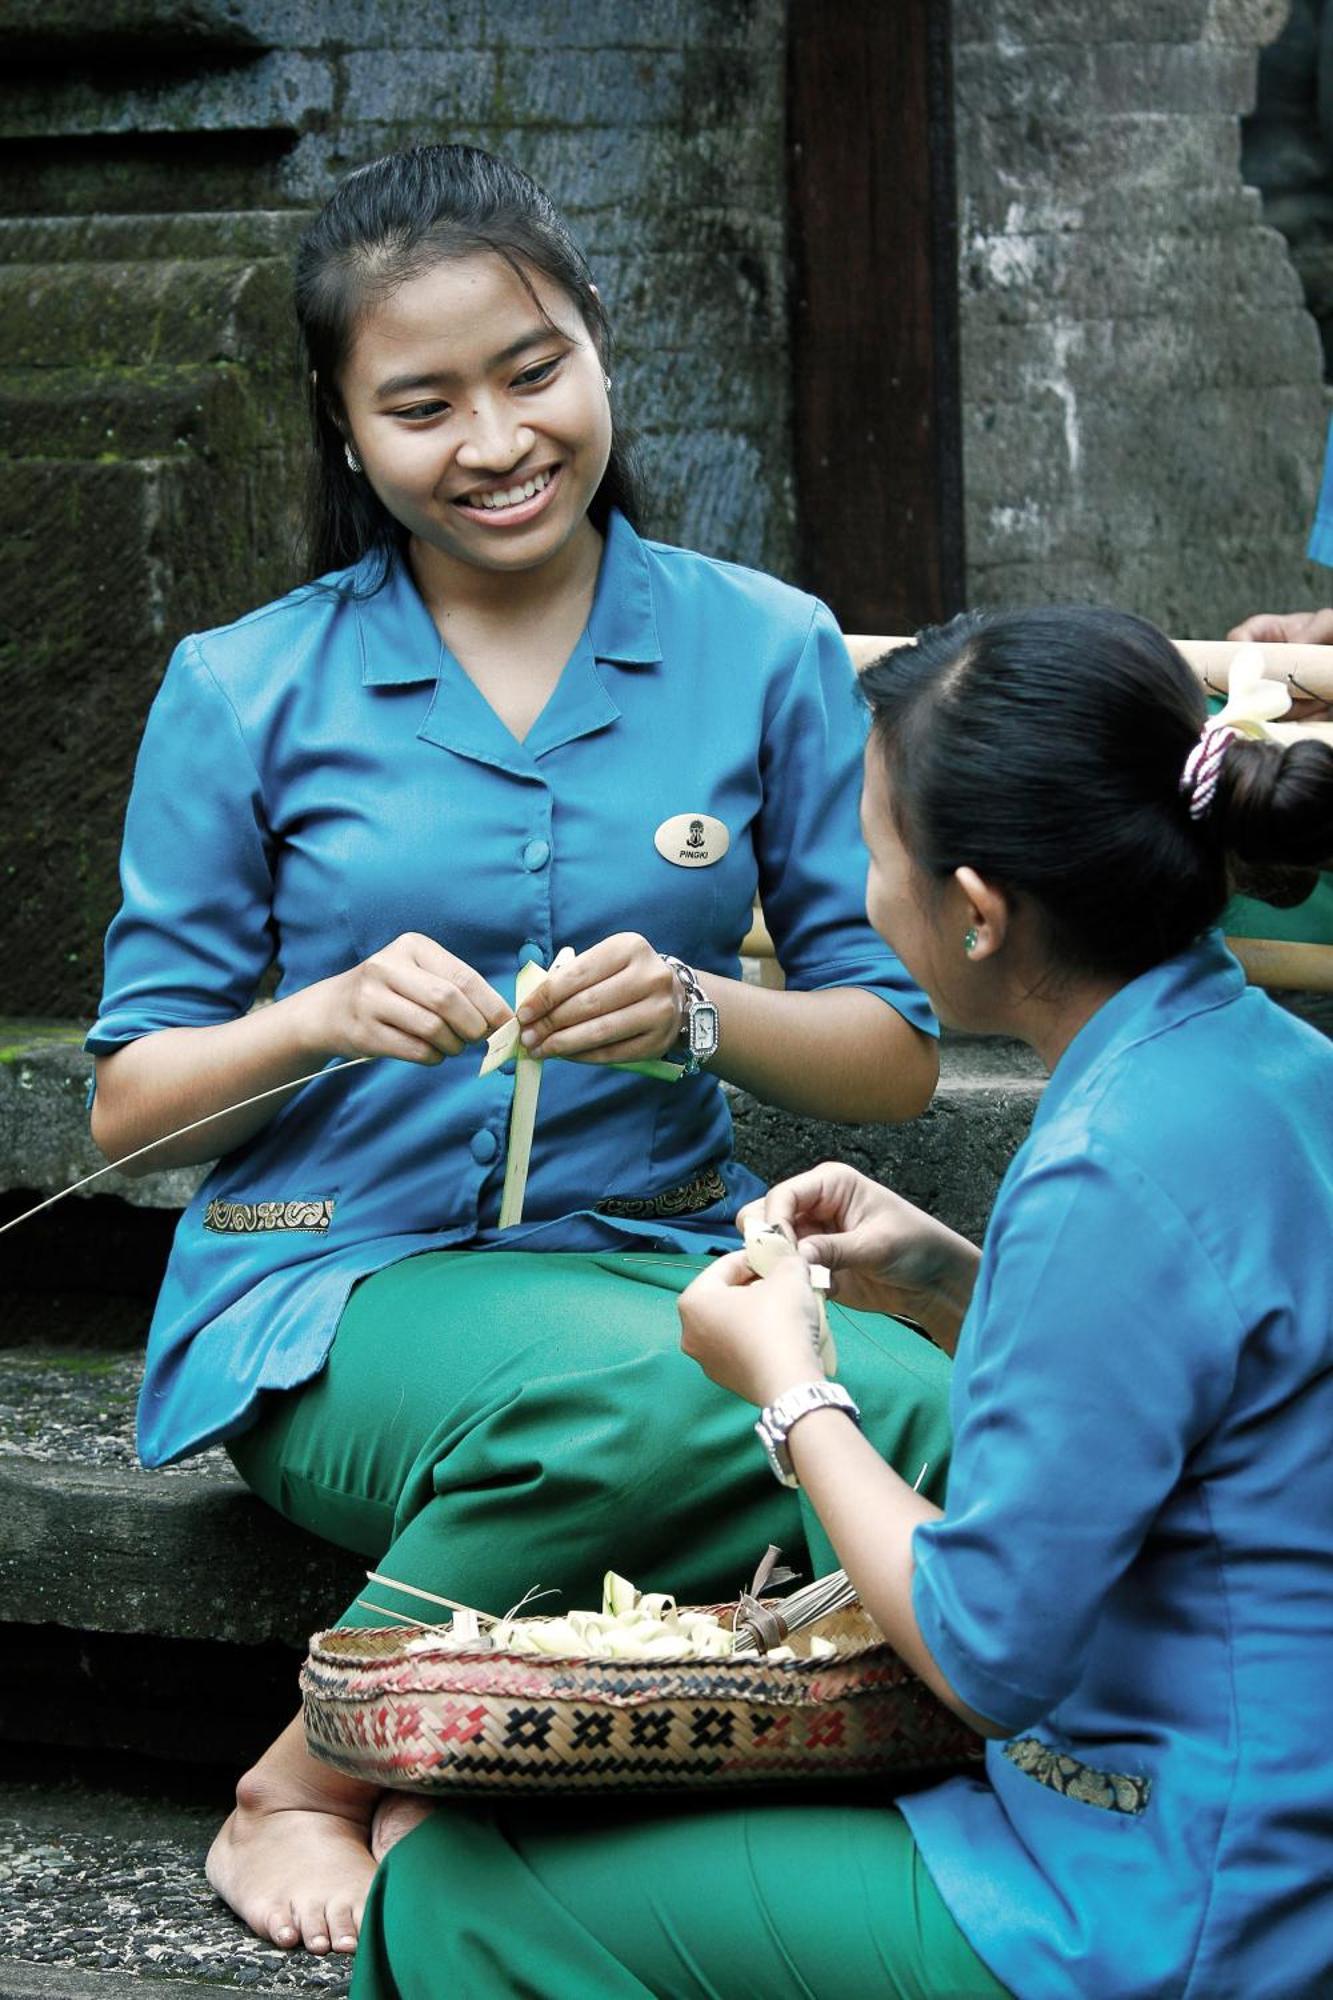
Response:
[468,468,553,511]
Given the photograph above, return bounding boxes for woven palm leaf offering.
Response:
[300,1561,982,1797]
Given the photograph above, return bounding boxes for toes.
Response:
[326,1897,359,1954]
[267,1905,300,1950]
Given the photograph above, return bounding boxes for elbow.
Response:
[89,1064,149,1178]
[873,1026,938,1124]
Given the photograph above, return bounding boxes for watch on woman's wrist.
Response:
[659,954,720,1074]
[754,1380,862,1489]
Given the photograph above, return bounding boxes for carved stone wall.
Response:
[951,0,1329,629]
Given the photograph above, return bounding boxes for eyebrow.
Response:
[373,327,564,400]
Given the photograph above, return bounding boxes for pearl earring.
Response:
[963,927,979,954]
[604,372,613,392]
[344,441,362,475]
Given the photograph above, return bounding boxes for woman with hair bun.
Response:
[86,144,946,1952]
[355,607,1333,1998]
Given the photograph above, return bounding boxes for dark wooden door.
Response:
[787,0,964,631]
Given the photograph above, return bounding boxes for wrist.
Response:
[658,954,720,1073]
[754,1379,862,1489]
[285,976,344,1065]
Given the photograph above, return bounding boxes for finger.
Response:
[531,1002,670,1061]
[379,992,466,1058]
[524,960,658,1035]
[685,1250,757,1294]
[1226,614,1286,642]
[401,936,510,1030]
[1297,607,1333,645]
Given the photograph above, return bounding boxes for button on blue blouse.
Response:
[90,512,934,1468]
[899,937,1333,1999]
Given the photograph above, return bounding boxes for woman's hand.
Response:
[738,1163,980,1349]
[678,1251,827,1408]
[1227,611,1333,722]
[306,933,511,1065]
[516,933,683,1064]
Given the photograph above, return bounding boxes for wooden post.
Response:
[787,0,964,630]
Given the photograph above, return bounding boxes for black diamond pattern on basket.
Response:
[629,1709,673,1750]
[690,1707,735,1749]
[504,1705,556,1750]
[571,1711,615,1751]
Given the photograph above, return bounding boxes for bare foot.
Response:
[206,1712,378,1954]
[370,1791,435,1863]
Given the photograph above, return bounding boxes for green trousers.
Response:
[349,1795,1009,1999]
[231,1249,997,1996]
[229,1249,954,1626]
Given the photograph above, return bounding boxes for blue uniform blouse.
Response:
[89,512,933,1468]
[899,937,1333,1999]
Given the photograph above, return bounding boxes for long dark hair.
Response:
[860,606,1333,982]
[294,144,646,586]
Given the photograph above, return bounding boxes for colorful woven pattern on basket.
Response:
[300,1607,982,1796]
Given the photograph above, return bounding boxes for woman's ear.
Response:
[954,866,1010,960]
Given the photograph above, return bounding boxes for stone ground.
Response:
[0,1749,349,1997]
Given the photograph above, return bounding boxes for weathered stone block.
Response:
[959,221,1306,327]
[954,0,1211,42]
[0,51,334,141]
[337,49,498,126]
[958,112,1243,212]
[954,41,1257,120]
[0,255,295,369]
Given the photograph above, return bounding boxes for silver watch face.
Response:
[688,1000,720,1060]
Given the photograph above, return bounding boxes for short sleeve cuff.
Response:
[787,962,939,1039]
[912,1533,1054,1737]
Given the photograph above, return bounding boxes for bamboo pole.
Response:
[843,633,1333,705]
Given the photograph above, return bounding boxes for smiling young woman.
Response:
[85,145,948,1957]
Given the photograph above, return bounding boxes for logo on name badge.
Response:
[653,813,730,868]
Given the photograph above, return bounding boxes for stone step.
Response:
[0,362,252,462]
[0,1349,362,1650]
[0,209,307,264]
[0,1747,350,1997]
[0,1345,363,1765]
[0,1021,1049,1274]
[0,254,290,370]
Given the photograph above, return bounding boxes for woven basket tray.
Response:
[300,1605,981,1796]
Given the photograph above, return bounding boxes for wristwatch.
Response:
[659,954,720,1074]
[754,1381,862,1489]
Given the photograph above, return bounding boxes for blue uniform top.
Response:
[89,512,933,1468]
[1308,413,1333,566]
[899,937,1333,1999]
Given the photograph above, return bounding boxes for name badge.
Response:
[654,812,730,868]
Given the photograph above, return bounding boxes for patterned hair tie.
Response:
[1180,643,1292,822]
[1180,723,1239,820]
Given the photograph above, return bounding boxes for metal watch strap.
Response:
[754,1381,862,1489]
[659,953,720,1074]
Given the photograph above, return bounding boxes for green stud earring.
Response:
[963,927,979,954]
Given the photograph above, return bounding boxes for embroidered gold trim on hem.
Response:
[1003,1736,1151,1815]
[204,1198,335,1234]
[596,1167,728,1221]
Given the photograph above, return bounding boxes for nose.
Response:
[455,396,533,473]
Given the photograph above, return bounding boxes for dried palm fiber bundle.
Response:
[301,1568,981,1796]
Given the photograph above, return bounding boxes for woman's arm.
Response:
[92,934,512,1174]
[677,1253,1002,1735]
[783,1406,1007,1736]
[517,935,938,1124]
[700,972,937,1123]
